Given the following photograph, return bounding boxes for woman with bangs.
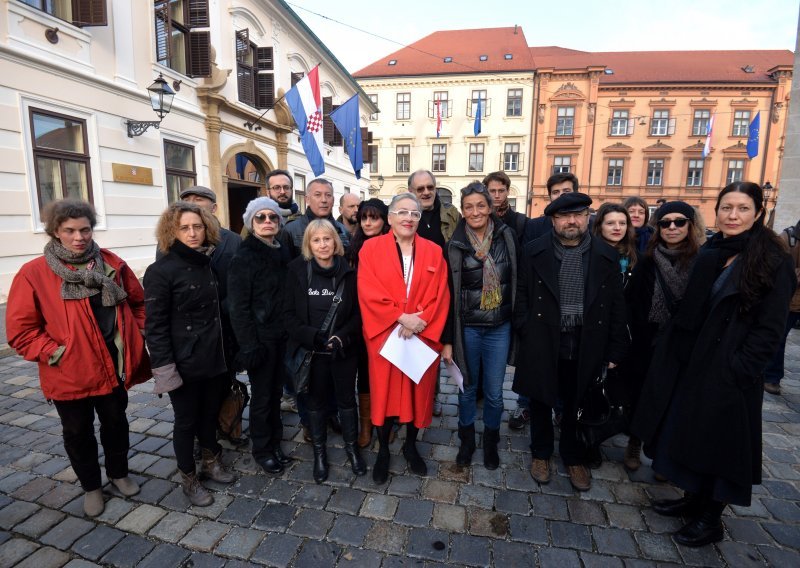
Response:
[593,203,638,288]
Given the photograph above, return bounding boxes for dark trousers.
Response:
[529,359,585,466]
[764,311,800,385]
[249,342,284,461]
[169,373,227,474]
[53,386,130,491]
[306,355,357,413]
[356,338,370,395]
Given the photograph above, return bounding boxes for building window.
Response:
[368,145,378,173]
[19,0,108,25]
[650,110,672,136]
[507,198,517,212]
[687,159,704,186]
[235,29,274,109]
[294,173,306,214]
[396,93,410,120]
[433,91,450,118]
[607,159,624,185]
[502,143,520,171]
[506,89,522,116]
[609,110,629,136]
[154,0,211,77]
[368,94,378,121]
[470,90,488,118]
[726,159,745,184]
[732,110,750,137]
[553,156,571,174]
[468,143,484,172]
[692,110,711,136]
[556,107,575,136]
[646,159,664,186]
[432,144,447,172]
[30,108,93,210]
[164,140,196,204]
[396,145,410,172]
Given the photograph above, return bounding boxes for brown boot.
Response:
[623,436,642,471]
[568,465,591,491]
[200,449,235,484]
[530,458,551,484]
[180,471,213,507]
[358,394,373,448]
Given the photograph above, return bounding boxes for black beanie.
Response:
[654,201,695,222]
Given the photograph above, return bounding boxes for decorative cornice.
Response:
[602,142,634,153]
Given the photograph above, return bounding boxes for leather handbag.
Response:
[218,377,250,443]
[576,365,630,449]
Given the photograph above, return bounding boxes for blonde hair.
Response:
[301,219,344,260]
[155,201,220,254]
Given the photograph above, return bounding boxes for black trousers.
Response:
[356,338,370,395]
[168,373,227,474]
[529,359,585,466]
[249,342,284,461]
[306,354,357,413]
[53,386,130,491]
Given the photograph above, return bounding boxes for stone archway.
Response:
[219,142,273,231]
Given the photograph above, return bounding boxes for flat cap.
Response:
[179,185,217,203]
[544,192,592,216]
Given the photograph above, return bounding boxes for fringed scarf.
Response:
[465,218,502,310]
[44,239,127,306]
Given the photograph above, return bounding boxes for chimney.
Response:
[514,24,518,34]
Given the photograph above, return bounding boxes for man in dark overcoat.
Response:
[513,193,629,491]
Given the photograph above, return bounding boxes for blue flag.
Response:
[330,94,363,179]
[747,111,760,159]
[473,98,482,136]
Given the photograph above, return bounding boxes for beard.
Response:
[554,224,586,242]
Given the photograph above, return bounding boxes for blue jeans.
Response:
[764,311,800,385]
[459,322,511,430]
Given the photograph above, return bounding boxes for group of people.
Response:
[6,166,796,549]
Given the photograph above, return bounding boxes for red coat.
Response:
[358,233,450,428]
[7,249,151,401]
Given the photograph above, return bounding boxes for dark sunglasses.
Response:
[253,213,280,224]
[415,184,435,191]
[656,218,689,229]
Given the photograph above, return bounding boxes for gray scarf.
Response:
[44,239,127,306]
[649,244,693,324]
[552,232,591,330]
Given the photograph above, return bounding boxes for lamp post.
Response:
[368,174,385,195]
[763,181,775,228]
[126,74,176,137]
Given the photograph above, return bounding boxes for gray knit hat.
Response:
[243,197,286,232]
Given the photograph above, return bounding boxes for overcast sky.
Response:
[285,0,799,73]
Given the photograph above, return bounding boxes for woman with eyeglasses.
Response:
[632,182,794,547]
[623,196,654,254]
[358,193,450,485]
[593,203,638,288]
[346,199,390,448]
[228,198,293,477]
[284,220,365,483]
[440,182,517,470]
[624,201,704,473]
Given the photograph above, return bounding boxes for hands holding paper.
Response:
[397,311,427,339]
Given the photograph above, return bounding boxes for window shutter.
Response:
[235,29,249,63]
[238,63,254,106]
[256,47,274,71]
[626,120,635,135]
[187,0,209,27]
[331,105,343,146]
[188,31,211,77]
[73,0,107,26]
[256,73,274,109]
[323,96,334,145]
[154,2,171,65]
[668,118,676,135]
[291,72,304,87]
[361,128,372,161]
[427,100,434,119]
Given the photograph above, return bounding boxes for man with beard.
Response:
[337,193,361,237]
[265,169,302,223]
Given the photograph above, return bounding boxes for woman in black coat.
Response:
[632,182,795,547]
[228,197,292,476]
[144,201,235,508]
[284,219,365,483]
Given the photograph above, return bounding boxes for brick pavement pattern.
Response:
[1,334,800,566]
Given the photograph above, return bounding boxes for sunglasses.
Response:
[415,184,435,191]
[461,185,487,196]
[656,218,689,229]
[253,213,280,224]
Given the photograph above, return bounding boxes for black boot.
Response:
[340,408,367,476]
[308,410,328,484]
[456,424,476,466]
[652,492,703,517]
[373,420,393,485]
[403,423,427,476]
[272,446,293,465]
[483,427,500,470]
[674,499,725,547]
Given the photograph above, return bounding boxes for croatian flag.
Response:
[285,66,325,176]
[702,113,715,159]
[435,99,442,138]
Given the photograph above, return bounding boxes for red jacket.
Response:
[7,249,151,400]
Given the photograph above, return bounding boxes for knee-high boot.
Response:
[357,394,373,448]
[340,408,367,475]
[403,423,427,476]
[308,410,328,484]
[373,419,393,485]
[674,497,725,547]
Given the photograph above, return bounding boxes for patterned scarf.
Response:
[648,244,693,324]
[465,218,502,310]
[552,232,591,330]
[43,239,127,306]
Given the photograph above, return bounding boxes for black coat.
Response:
[512,234,629,407]
[144,240,227,382]
[632,253,795,493]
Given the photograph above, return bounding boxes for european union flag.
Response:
[474,98,482,136]
[330,94,363,179]
[747,111,760,159]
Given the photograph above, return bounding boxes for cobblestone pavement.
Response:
[1,335,800,567]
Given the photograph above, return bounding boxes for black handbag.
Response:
[576,365,630,448]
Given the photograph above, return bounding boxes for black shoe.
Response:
[674,515,724,547]
[257,455,284,475]
[340,408,367,476]
[652,494,703,518]
[483,428,500,470]
[456,424,476,467]
[402,443,427,476]
[373,449,389,484]
[273,446,293,465]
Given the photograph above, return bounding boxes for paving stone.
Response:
[468,507,509,538]
[381,555,427,567]
[293,539,340,567]
[131,478,174,504]
[491,540,537,567]
[432,503,466,532]
[641,508,683,534]
[394,498,433,526]
[92,497,135,524]
[179,520,229,552]
[326,487,366,515]
[406,527,449,561]
[136,543,191,568]
[550,520,592,551]
[504,468,540,492]
[568,498,607,525]
[229,474,268,498]
[215,526,264,559]
[675,539,726,567]
[633,531,681,562]
[262,479,299,503]
[13,545,71,568]
[723,517,771,545]
[591,526,639,557]
[494,489,530,515]
[143,457,178,478]
[182,552,225,568]
[37,483,83,509]
[717,540,767,567]
[458,484,494,509]
[537,547,581,567]
[327,513,372,546]
[762,496,800,522]
[71,525,125,561]
[40,516,94,550]
[251,532,302,567]
[580,552,625,568]
[148,511,199,542]
[288,508,334,539]
[291,484,333,508]
[762,479,800,500]
[757,544,800,567]
[604,502,647,530]
[0,538,40,567]
[13,507,65,538]
[472,466,504,489]
[11,476,58,501]
[363,521,407,555]
[387,475,422,497]
[337,547,383,566]
[217,496,264,526]
[252,503,296,532]
[509,514,547,544]
[360,493,399,520]
[0,500,39,529]
[115,503,167,534]
[189,492,233,519]
[422,479,459,503]
[448,533,491,567]
[97,534,155,568]
[762,521,800,548]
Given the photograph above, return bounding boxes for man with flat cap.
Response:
[512,192,628,491]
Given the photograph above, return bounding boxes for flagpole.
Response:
[245,63,322,131]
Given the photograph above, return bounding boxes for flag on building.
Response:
[330,94,363,179]
[473,98,482,136]
[702,113,715,159]
[747,111,761,159]
[285,65,325,176]
[435,99,442,138]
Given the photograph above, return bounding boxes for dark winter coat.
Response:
[497,208,535,248]
[284,209,351,258]
[512,234,629,407]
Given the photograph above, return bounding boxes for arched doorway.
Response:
[225,153,266,234]
[438,187,453,206]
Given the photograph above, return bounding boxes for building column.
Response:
[775,13,800,230]
[205,108,227,228]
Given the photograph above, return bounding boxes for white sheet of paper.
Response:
[444,360,464,393]
[379,324,439,384]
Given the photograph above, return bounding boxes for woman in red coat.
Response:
[358,193,450,485]
[6,200,150,517]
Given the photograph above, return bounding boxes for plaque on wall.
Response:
[112,163,153,185]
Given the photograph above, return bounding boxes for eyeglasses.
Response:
[390,209,422,220]
[415,184,435,192]
[269,185,292,192]
[253,213,280,224]
[656,218,689,229]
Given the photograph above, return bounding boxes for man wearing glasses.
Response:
[266,169,302,223]
[513,192,628,492]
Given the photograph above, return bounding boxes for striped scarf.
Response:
[552,232,591,330]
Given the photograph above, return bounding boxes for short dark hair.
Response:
[42,199,97,238]
[546,173,579,195]
[622,196,650,225]
[482,171,510,190]
[266,169,293,189]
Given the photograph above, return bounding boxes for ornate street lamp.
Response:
[126,74,176,137]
